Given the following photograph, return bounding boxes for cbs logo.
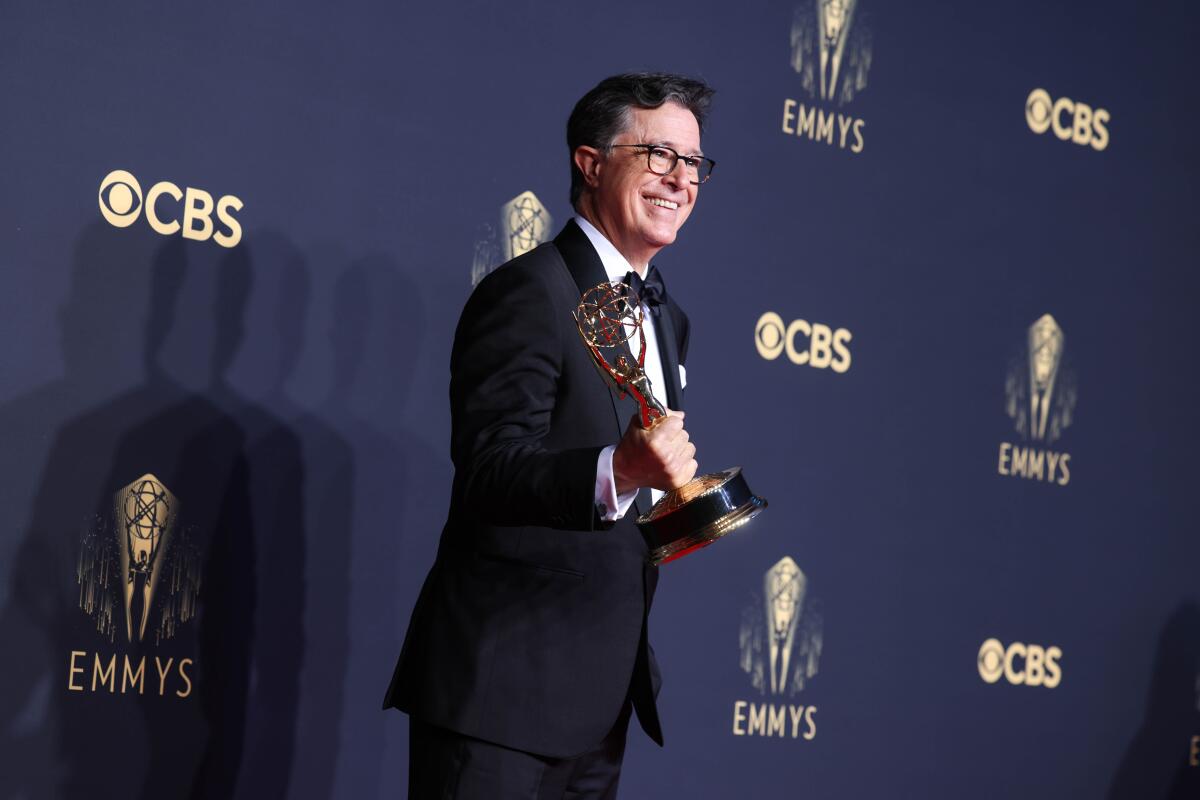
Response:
[99,169,243,248]
[977,638,1062,689]
[755,312,852,373]
[1025,88,1110,152]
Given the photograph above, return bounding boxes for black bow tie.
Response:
[624,266,667,313]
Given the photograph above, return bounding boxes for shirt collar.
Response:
[574,215,641,282]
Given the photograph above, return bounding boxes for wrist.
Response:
[612,443,638,496]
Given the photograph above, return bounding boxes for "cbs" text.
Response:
[99,169,243,248]
[1025,88,1110,152]
[755,312,852,373]
[977,638,1062,689]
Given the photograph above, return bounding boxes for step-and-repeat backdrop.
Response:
[2,1,1198,797]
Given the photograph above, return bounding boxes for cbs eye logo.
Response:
[977,638,1062,689]
[1025,88,1110,152]
[755,311,852,373]
[98,169,243,248]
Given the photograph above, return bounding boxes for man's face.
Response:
[591,102,702,267]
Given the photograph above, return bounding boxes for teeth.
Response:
[647,197,679,209]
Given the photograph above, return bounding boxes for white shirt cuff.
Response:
[595,444,638,521]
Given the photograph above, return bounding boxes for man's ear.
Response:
[573,145,604,190]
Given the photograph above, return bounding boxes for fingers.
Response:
[631,411,683,431]
[652,421,686,455]
[658,416,684,435]
[653,416,692,463]
[669,452,699,489]
[638,413,682,436]
[662,438,697,489]
[617,408,699,491]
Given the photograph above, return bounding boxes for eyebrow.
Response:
[649,140,705,158]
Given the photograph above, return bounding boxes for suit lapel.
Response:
[651,306,683,413]
[556,221,686,526]
[556,218,609,298]
[554,220,635,437]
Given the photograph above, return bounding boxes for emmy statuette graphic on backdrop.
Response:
[574,281,767,565]
[117,474,178,642]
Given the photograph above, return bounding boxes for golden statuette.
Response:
[574,281,767,565]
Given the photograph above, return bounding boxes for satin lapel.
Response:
[554,220,636,436]
[652,307,684,413]
[556,218,610,297]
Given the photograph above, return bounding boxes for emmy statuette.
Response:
[574,281,767,565]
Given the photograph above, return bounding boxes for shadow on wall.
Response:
[0,222,306,799]
[1108,601,1200,799]
[0,222,441,799]
[219,243,439,798]
[219,231,354,800]
[324,255,439,798]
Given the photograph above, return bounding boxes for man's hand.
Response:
[612,409,698,494]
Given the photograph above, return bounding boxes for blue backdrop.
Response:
[2,1,1198,797]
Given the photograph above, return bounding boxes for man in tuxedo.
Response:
[384,72,716,798]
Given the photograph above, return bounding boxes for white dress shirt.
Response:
[575,215,682,521]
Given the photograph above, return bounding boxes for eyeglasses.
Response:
[609,144,716,184]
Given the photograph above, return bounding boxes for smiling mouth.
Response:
[644,196,680,210]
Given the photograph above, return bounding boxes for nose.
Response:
[663,158,691,191]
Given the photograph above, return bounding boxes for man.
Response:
[384,72,716,798]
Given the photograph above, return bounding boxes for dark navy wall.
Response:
[1,1,1198,797]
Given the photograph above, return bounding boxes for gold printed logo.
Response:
[1025,88,1110,151]
[116,475,177,642]
[764,557,808,694]
[78,474,201,644]
[501,190,552,261]
[1005,314,1077,444]
[97,169,244,247]
[741,556,823,696]
[998,314,1076,486]
[791,0,871,104]
[98,170,144,227]
[471,190,553,286]
[816,0,856,101]
[977,638,1063,689]
[754,311,852,373]
[782,1,870,154]
[732,556,822,739]
[977,638,1005,683]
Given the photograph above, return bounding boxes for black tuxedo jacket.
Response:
[383,219,690,758]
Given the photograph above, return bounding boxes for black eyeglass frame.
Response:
[608,144,716,185]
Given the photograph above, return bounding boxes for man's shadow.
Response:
[171,235,312,800]
[1108,601,1200,799]
[0,223,304,799]
[220,232,351,800]
[321,256,447,797]
[0,221,169,799]
[225,247,443,796]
